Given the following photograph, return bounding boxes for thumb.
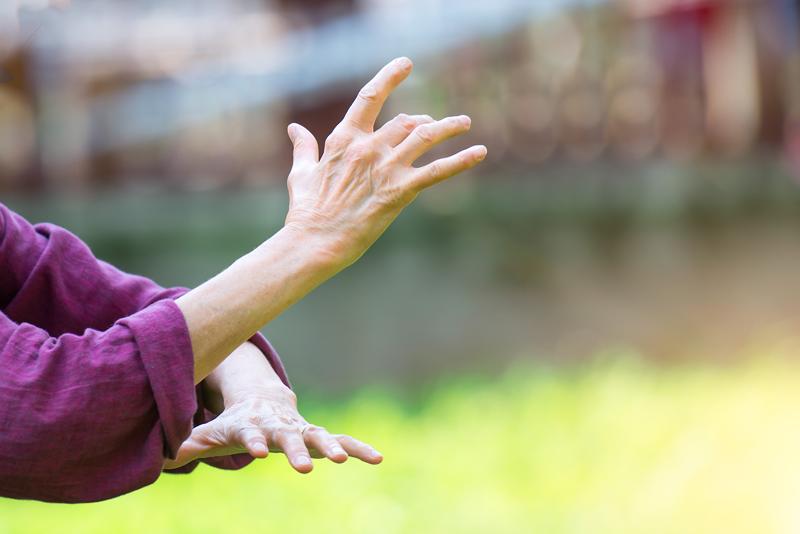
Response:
[288,123,320,167]
[162,423,217,470]
[162,421,270,470]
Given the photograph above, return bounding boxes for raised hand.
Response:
[176,57,486,385]
[285,57,487,267]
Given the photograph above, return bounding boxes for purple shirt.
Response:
[0,202,290,503]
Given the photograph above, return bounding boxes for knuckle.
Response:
[206,427,227,445]
[400,120,417,133]
[304,425,326,436]
[358,83,380,103]
[347,139,377,161]
[272,423,294,437]
[325,134,345,152]
[395,114,415,132]
[428,161,444,179]
[414,124,436,144]
[379,184,412,206]
[246,414,265,427]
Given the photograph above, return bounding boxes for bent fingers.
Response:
[335,435,383,465]
[408,145,488,191]
[374,113,435,147]
[393,115,472,165]
[273,430,314,473]
[343,57,413,131]
[303,425,349,463]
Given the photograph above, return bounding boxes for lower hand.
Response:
[164,343,383,473]
[164,381,382,473]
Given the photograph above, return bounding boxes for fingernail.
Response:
[395,57,412,70]
[296,455,310,465]
[475,146,488,161]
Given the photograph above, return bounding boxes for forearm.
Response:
[178,225,344,383]
[177,57,484,384]
[201,341,290,414]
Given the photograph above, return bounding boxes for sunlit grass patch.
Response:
[4,354,800,534]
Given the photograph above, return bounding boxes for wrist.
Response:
[205,341,288,411]
[223,381,296,408]
[279,218,361,270]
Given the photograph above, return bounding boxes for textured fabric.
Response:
[0,202,290,502]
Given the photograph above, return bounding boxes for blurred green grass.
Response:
[4,352,800,534]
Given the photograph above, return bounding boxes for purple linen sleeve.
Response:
[0,300,196,503]
[0,202,292,475]
[0,202,187,335]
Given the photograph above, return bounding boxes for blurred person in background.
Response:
[0,1,487,503]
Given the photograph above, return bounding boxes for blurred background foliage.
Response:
[2,0,800,532]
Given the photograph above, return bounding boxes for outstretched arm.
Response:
[178,57,487,382]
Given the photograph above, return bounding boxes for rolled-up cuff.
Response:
[119,299,197,460]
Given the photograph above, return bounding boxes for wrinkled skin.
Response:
[164,381,381,473]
